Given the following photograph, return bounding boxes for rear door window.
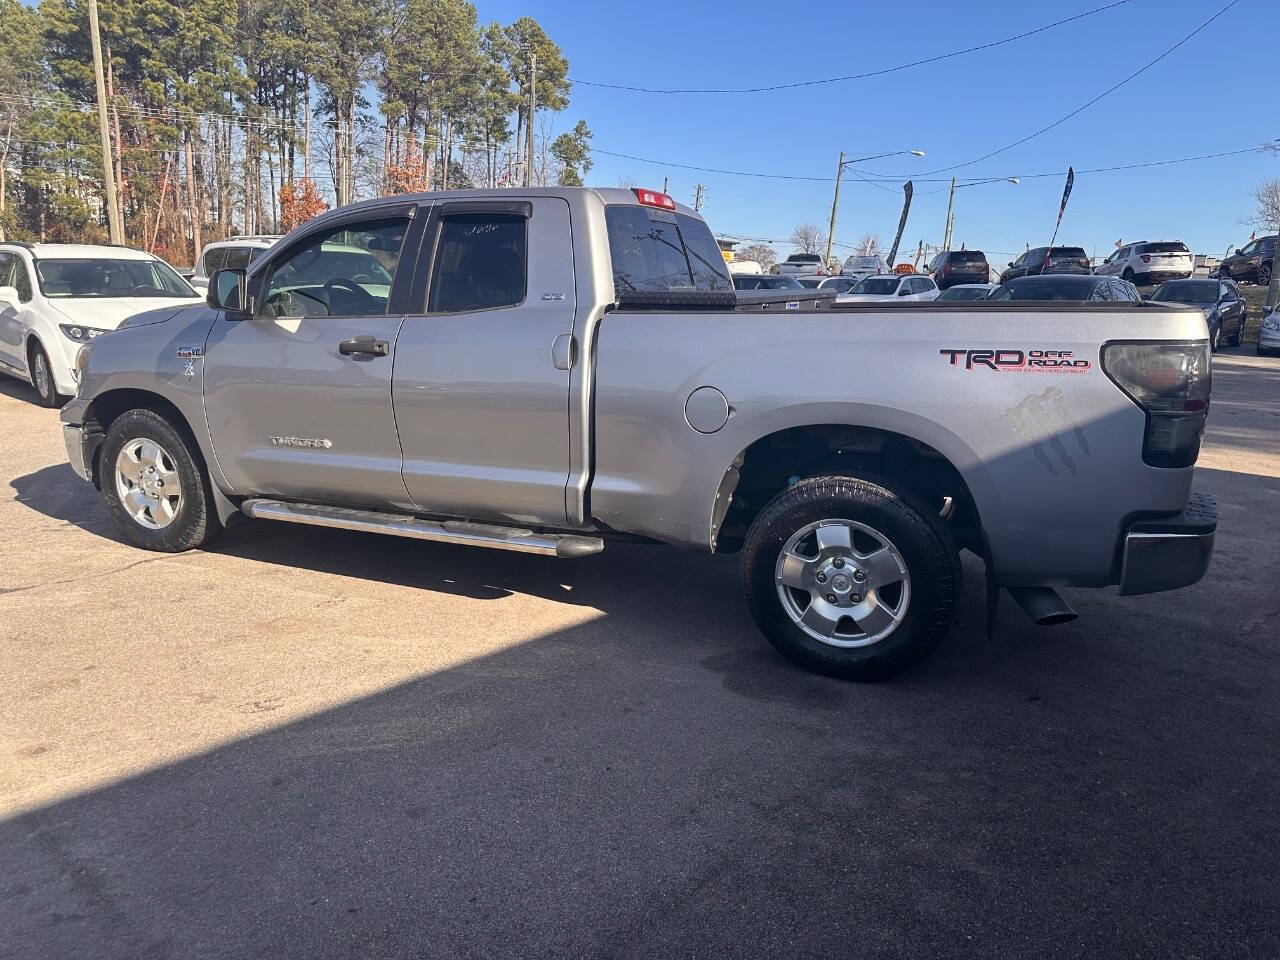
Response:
[606,205,732,293]
[428,212,528,313]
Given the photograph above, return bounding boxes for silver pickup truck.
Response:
[61,187,1216,680]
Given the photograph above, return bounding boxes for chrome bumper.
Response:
[1118,491,1217,596]
[63,422,101,484]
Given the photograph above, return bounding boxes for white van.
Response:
[841,254,890,281]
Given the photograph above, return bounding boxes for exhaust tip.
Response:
[1006,587,1078,627]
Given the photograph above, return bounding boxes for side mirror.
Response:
[207,268,248,313]
[0,285,18,305]
[1007,261,1014,268]
[898,288,911,296]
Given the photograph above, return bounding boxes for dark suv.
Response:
[1217,235,1277,285]
[999,246,1090,283]
[927,249,989,289]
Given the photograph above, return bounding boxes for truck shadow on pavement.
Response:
[3,513,1277,958]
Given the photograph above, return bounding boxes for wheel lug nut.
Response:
[815,572,827,583]
[833,558,845,569]
[826,594,838,604]
[850,593,862,604]
[853,570,866,582]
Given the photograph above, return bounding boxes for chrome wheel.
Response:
[775,518,910,648]
[114,438,183,530]
[32,349,50,399]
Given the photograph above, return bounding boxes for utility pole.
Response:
[524,51,536,187]
[88,0,122,243]
[942,176,957,252]
[824,150,844,271]
[694,183,705,211]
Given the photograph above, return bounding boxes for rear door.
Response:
[203,205,421,508]
[393,197,576,526]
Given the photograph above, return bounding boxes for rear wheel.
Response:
[100,408,222,552]
[1260,263,1271,287]
[27,340,59,407]
[741,475,960,681]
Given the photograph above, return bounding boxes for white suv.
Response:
[188,235,280,291]
[0,243,201,406]
[1094,241,1193,285]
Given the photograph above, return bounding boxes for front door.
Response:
[393,197,576,527]
[203,208,419,510]
[0,253,26,371]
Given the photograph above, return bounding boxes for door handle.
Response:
[338,335,388,358]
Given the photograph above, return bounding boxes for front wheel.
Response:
[28,340,60,407]
[741,475,960,681]
[1210,323,1222,352]
[100,408,222,552]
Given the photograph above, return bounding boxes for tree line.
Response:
[0,0,593,264]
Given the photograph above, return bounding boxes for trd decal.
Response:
[940,348,1091,372]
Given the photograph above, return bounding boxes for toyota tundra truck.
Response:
[60,187,1217,680]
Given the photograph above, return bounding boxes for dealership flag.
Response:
[886,181,914,267]
[1043,166,1075,271]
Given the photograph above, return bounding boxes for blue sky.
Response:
[487,0,1275,263]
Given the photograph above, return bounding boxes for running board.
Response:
[241,499,604,558]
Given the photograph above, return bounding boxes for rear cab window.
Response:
[605,205,732,293]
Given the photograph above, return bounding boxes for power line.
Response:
[913,0,1243,176]
[568,0,1136,94]
[595,144,1269,185]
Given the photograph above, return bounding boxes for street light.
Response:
[824,149,926,270]
[942,177,1019,252]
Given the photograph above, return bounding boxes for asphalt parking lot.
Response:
[2,348,1278,959]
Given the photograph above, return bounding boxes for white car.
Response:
[188,235,280,291]
[838,274,940,302]
[840,254,890,281]
[775,253,828,277]
[0,242,202,406]
[1094,241,1193,286]
[728,259,763,276]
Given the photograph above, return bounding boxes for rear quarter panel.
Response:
[590,303,1210,587]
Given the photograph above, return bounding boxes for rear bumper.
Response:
[63,422,101,484]
[1118,491,1217,595]
[1136,269,1192,284]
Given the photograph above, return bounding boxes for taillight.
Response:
[1102,341,1211,468]
[1141,254,1151,264]
[633,188,676,210]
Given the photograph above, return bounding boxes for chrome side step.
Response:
[241,499,604,558]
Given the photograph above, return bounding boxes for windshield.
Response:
[35,258,197,298]
[1151,281,1217,305]
[850,277,899,295]
[1140,242,1189,255]
[938,286,991,301]
[606,205,732,293]
[991,278,1095,301]
[733,275,803,290]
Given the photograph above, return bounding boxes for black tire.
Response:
[1122,268,1135,283]
[99,408,222,552]
[741,475,961,681]
[1260,263,1271,287]
[27,339,60,407]
[1210,323,1221,352]
[1229,318,1243,347]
